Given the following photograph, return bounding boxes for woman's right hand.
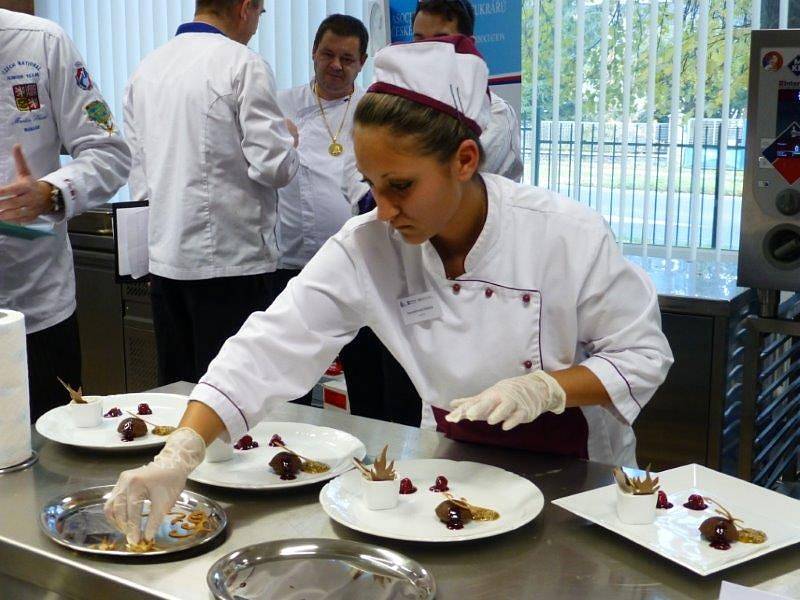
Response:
[103,428,206,545]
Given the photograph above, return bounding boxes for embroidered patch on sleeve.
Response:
[74,65,93,91]
[12,83,40,111]
[84,99,116,133]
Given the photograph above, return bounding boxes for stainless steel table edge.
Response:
[0,531,181,600]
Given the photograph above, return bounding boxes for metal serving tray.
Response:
[39,485,227,557]
[207,538,435,599]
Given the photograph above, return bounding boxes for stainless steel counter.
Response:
[3,382,800,600]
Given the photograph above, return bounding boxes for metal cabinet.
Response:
[628,257,755,472]
[72,245,126,395]
[70,211,158,394]
[122,281,158,392]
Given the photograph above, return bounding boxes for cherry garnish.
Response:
[137,403,152,415]
[683,494,708,510]
[268,434,284,447]
[234,435,259,450]
[104,407,122,418]
[656,491,673,509]
[429,475,449,492]
[399,478,417,494]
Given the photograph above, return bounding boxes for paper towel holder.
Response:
[0,450,38,475]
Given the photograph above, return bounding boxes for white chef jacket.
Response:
[0,10,131,334]
[193,173,673,465]
[124,23,299,280]
[276,82,365,270]
[483,91,523,182]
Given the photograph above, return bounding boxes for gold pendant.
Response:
[328,142,344,156]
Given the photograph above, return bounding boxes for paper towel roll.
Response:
[0,309,32,468]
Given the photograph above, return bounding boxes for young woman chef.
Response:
[106,36,673,545]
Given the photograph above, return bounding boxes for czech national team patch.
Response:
[12,83,40,111]
[74,65,93,90]
[84,100,115,133]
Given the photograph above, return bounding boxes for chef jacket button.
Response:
[522,293,531,304]
[485,288,494,298]
[452,283,461,294]
[523,360,533,370]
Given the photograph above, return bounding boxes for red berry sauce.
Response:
[656,491,673,509]
[137,403,152,415]
[268,434,284,447]
[445,507,464,530]
[429,476,449,492]
[683,494,708,510]
[104,407,122,418]
[399,478,417,494]
[234,435,259,450]
[709,522,732,550]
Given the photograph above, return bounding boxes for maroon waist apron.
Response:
[432,406,590,459]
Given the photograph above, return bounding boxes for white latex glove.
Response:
[445,370,567,431]
[103,428,206,545]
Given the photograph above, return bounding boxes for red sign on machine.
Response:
[763,122,800,184]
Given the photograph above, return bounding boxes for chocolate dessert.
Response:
[269,451,302,480]
[117,417,147,441]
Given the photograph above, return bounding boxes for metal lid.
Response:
[207,538,435,599]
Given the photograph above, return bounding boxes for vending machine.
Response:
[738,30,800,305]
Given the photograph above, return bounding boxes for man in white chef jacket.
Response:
[272,15,368,404]
[274,14,368,294]
[341,0,525,425]
[124,0,299,387]
[0,9,132,421]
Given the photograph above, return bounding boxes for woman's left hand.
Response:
[445,371,567,430]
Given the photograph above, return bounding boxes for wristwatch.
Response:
[47,183,64,214]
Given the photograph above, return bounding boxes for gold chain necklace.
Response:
[314,82,352,157]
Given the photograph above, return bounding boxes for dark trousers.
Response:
[339,327,422,427]
[26,312,82,422]
[150,273,279,386]
[273,268,313,406]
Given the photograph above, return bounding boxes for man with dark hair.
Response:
[124,0,299,386]
[413,0,475,36]
[275,15,367,292]
[273,14,368,405]
[414,0,522,181]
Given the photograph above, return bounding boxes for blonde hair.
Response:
[354,93,485,165]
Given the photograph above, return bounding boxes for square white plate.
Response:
[552,464,800,576]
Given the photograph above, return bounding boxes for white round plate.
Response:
[319,459,544,542]
[35,393,187,451]
[188,422,366,490]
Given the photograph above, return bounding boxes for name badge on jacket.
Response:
[399,291,442,326]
